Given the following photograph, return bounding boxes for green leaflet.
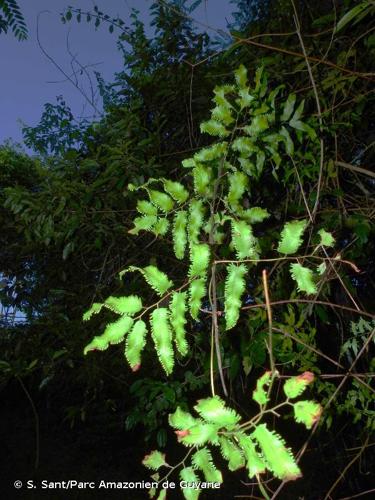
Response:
[83,335,109,353]
[194,142,228,163]
[179,423,220,447]
[121,265,173,296]
[189,278,206,319]
[252,424,301,481]
[237,433,266,477]
[169,292,188,356]
[227,171,248,209]
[150,308,174,375]
[84,315,134,355]
[193,164,212,197]
[180,467,201,500]
[238,157,257,177]
[280,126,294,155]
[290,263,317,295]
[283,371,315,399]
[289,118,317,141]
[281,93,296,122]
[142,450,167,470]
[253,371,272,406]
[200,119,229,138]
[231,219,259,260]
[241,207,270,224]
[157,489,167,500]
[277,219,307,255]
[219,436,245,471]
[194,396,241,429]
[82,302,103,321]
[191,448,222,483]
[234,64,248,89]
[129,215,157,234]
[104,295,143,315]
[231,137,258,157]
[169,407,198,430]
[188,200,205,244]
[318,229,335,247]
[211,104,234,126]
[243,115,269,136]
[152,217,169,236]
[224,263,247,330]
[162,179,189,204]
[293,400,322,429]
[173,210,187,260]
[189,243,210,279]
[148,189,174,212]
[136,200,157,216]
[125,320,147,371]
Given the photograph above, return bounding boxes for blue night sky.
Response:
[0,0,234,146]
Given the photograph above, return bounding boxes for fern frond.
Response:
[125,320,147,371]
[252,424,301,480]
[194,142,228,163]
[189,243,210,279]
[170,292,188,356]
[150,308,174,375]
[192,448,222,483]
[277,219,307,255]
[162,179,189,204]
[148,189,174,212]
[194,396,241,428]
[227,171,248,209]
[193,164,212,197]
[136,200,157,216]
[237,433,266,478]
[173,210,188,259]
[290,263,317,294]
[128,215,157,235]
[104,295,143,315]
[231,220,259,260]
[219,436,245,471]
[82,302,103,321]
[237,88,255,109]
[224,263,247,330]
[188,200,205,244]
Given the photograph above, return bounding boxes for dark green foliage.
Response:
[0,0,27,40]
